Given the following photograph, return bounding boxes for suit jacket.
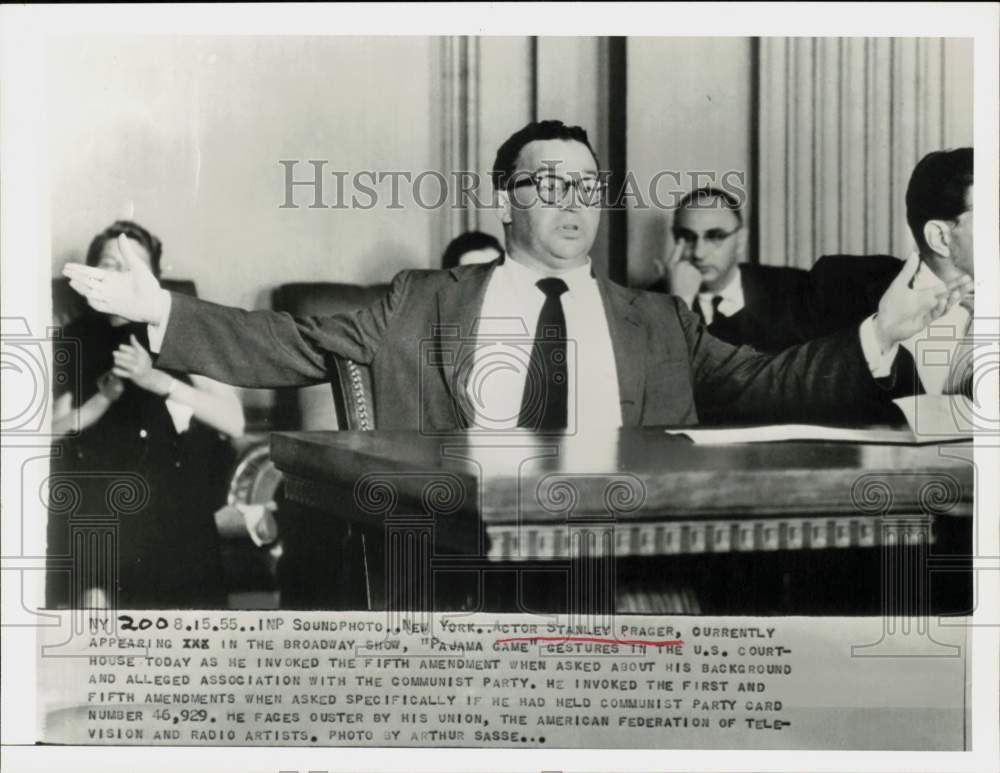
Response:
[784,254,903,340]
[156,259,897,429]
[711,264,812,352]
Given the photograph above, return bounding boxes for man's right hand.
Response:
[63,234,169,325]
[873,252,973,353]
[658,240,702,301]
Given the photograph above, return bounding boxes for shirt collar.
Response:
[502,254,595,295]
[698,264,744,307]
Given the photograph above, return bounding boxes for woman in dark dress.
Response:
[48,221,245,609]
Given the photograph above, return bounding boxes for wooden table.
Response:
[272,428,973,617]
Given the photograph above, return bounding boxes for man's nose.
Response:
[692,236,711,260]
[560,186,584,210]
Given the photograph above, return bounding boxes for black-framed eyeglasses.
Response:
[672,226,742,247]
[509,173,607,206]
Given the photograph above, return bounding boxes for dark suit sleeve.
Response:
[156,271,413,388]
[676,299,895,424]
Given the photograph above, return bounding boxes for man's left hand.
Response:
[874,253,973,353]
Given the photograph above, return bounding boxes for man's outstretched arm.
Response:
[685,253,972,424]
[63,233,409,389]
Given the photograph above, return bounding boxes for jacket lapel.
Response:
[434,261,498,420]
[596,277,645,427]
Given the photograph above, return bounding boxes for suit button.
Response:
[139,429,148,439]
[175,461,182,468]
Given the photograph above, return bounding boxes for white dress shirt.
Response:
[684,268,745,325]
[467,257,623,430]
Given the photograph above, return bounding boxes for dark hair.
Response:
[442,230,503,270]
[675,186,743,225]
[85,220,163,278]
[906,148,973,252]
[491,120,600,191]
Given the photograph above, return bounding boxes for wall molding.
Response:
[758,37,972,268]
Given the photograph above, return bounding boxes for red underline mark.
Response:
[495,636,684,647]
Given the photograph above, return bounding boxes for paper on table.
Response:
[667,395,973,445]
[665,425,914,445]
[892,394,979,441]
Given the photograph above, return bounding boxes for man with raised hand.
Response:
[652,187,817,353]
[64,120,971,430]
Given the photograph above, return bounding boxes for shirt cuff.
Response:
[859,314,899,378]
[147,289,172,354]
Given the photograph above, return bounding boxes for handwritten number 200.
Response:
[118,615,169,631]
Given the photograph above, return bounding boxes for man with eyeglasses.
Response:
[64,120,970,431]
[650,187,816,353]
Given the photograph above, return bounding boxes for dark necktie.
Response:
[517,277,569,430]
[695,295,723,326]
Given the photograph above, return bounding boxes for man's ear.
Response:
[496,189,513,226]
[923,219,952,259]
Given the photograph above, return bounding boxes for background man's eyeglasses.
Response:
[672,227,742,247]
[509,173,606,206]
